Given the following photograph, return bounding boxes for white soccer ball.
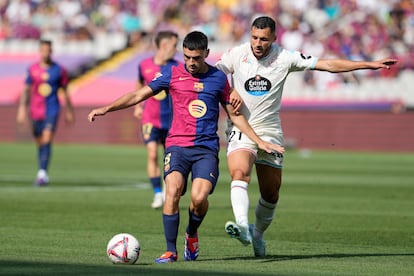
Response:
[106,233,140,264]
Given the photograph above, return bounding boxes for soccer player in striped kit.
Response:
[133,31,179,209]
[16,39,75,186]
[88,31,284,263]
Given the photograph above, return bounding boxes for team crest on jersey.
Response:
[193,82,204,92]
[188,99,207,118]
[244,75,271,96]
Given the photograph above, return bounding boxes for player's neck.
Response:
[153,52,166,66]
[199,63,209,74]
[40,59,52,68]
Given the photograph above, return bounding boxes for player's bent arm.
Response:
[314,58,398,73]
[88,86,154,122]
[224,103,285,154]
[61,85,75,124]
[229,88,242,114]
[16,85,30,124]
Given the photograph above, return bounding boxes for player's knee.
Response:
[262,192,279,204]
[165,184,183,200]
[191,197,208,212]
[40,134,53,144]
[147,150,158,161]
[231,169,250,183]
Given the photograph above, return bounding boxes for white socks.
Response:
[253,197,276,240]
[230,180,249,227]
[231,180,277,240]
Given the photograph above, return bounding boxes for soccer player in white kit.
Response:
[215,16,397,257]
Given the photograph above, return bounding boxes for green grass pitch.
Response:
[0,142,413,276]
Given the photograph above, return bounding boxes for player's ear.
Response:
[205,49,210,59]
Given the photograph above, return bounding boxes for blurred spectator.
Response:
[1,0,413,85]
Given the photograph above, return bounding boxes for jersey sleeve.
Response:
[60,66,69,87]
[147,65,171,95]
[215,48,235,75]
[287,50,318,72]
[25,67,33,85]
[137,63,144,83]
[220,77,231,105]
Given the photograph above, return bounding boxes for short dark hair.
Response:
[251,16,276,33]
[154,31,178,48]
[183,31,208,51]
[39,39,52,47]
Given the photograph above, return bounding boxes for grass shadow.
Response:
[0,260,260,276]
[209,252,414,263]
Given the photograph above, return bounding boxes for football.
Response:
[106,233,140,264]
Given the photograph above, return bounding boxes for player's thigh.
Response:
[191,150,219,194]
[255,163,282,203]
[227,150,256,181]
[227,127,258,180]
[164,146,192,195]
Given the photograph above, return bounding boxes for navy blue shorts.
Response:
[163,146,219,195]
[32,115,59,137]
[141,123,168,145]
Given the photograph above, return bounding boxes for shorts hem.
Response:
[255,160,283,169]
[227,147,257,158]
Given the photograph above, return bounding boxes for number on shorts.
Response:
[142,123,153,137]
[228,130,242,142]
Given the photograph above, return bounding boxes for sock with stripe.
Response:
[230,180,249,227]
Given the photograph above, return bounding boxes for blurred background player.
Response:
[16,39,75,186]
[216,16,397,257]
[133,31,179,209]
[88,31,284,263]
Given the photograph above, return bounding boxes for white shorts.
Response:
[226,126,284,168]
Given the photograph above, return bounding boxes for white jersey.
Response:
[216,42,318,141]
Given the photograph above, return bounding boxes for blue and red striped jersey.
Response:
[148,63,231,153]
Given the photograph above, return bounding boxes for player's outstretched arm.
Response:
[224,103,285,154]
[314,58,398,73]
[88,86,153,122]
[133,80,145,119]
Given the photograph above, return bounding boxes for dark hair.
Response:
[154,31,178,48]
[39,39,52,47]
[183,31,208,51]
[251,16,276,33]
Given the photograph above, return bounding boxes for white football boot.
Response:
[151,192,164,209]
[225,221,252,246]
